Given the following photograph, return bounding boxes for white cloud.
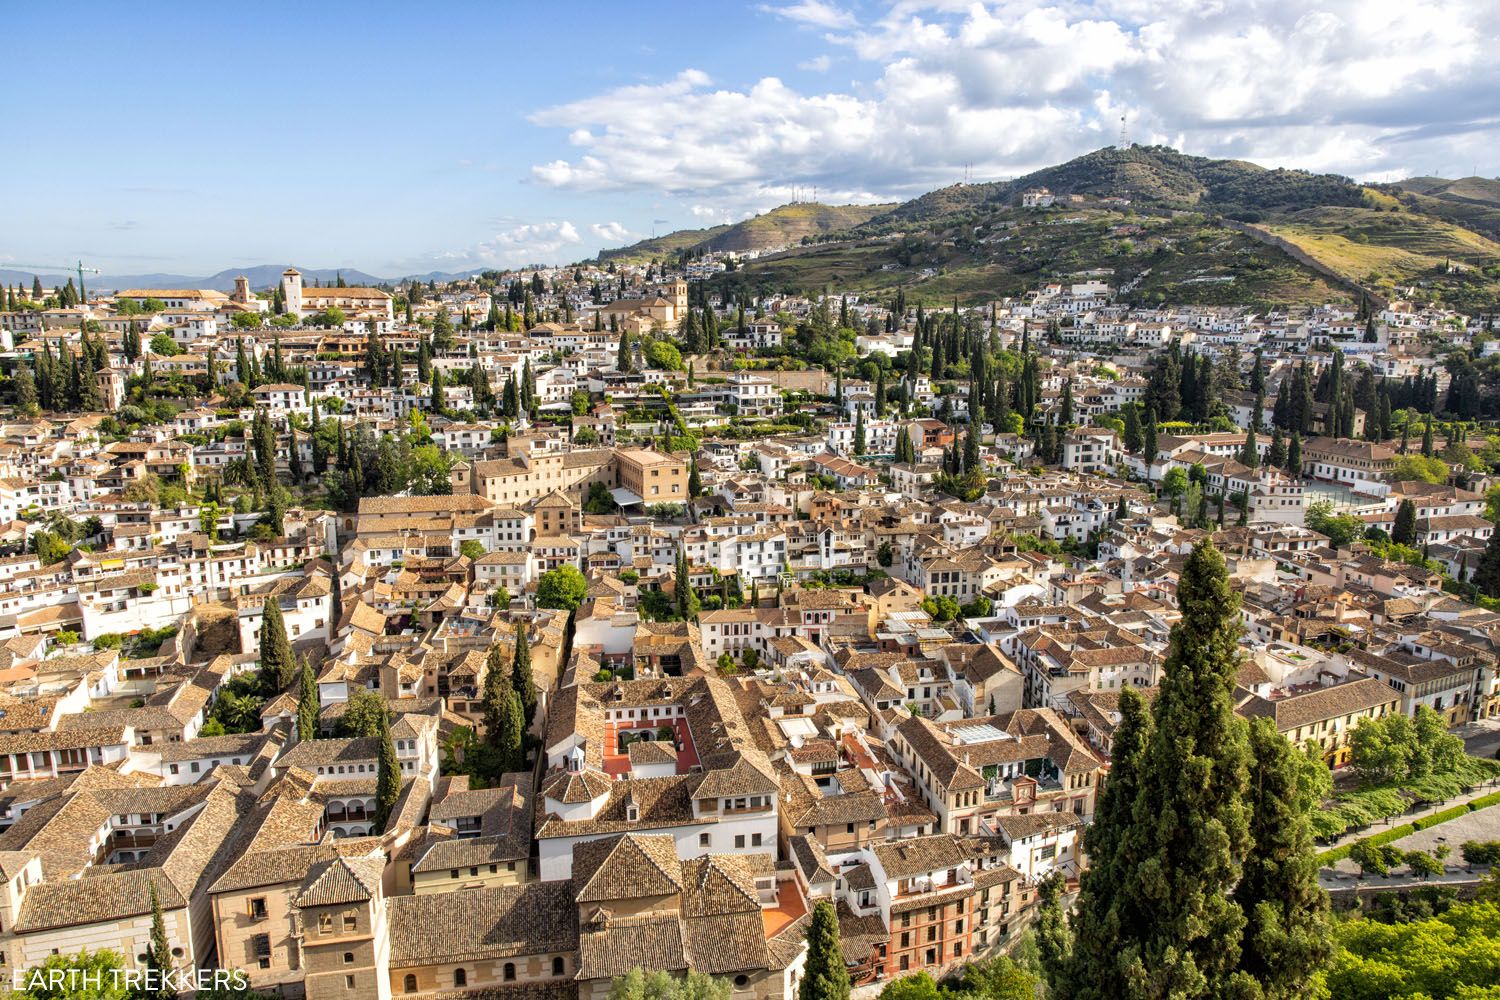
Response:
[527,0,1500,211]
[799,54,832,72]
[589,221,636,243]
[423,220,584,270]
[760,0,856,29]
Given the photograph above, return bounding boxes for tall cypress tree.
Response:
[1050,685,1153,1000]
[1240,427,1259,469]
[259,599,296,691]
[1119,540,1252,997]
[1233,718,1332,999]
[147,882,174,1000]
[297,654,319,743]
[373,710,401,831]
[1142,405,1158,469]
[799,900,850,1000]
[1392,499,1418,546]
[1268,427,1286,470]
[511,622,536,725]
[1470,528,1500,599]
[1287,432,1302,478]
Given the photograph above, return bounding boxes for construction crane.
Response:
[4,260,102,299]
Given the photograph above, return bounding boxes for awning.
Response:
[609,487,644,506]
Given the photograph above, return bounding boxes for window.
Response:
[552,957,566,977]
[404,974,418,993]
[699,832,710,848]
[455,969,468,987]
[343,952,354,965]
[319,914,333,934]
[251,934,271,969]
[342,912,357,932]
[250,897,267,920]
[503,962,516,982]
[345,976,356,990]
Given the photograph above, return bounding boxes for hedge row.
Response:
[1319,789,1500,864]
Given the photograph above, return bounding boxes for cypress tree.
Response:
[147,882,174,1000]
[481,641,510,759]
[799,900,850,1000]
[1421,417,1435,457]
[1122,403,1141,454]
[1233,718,1332,998]
[1470,529,1500,599]
[259,599,296,691]
[373,710,401,831]
[1287,433,1301,478]
[1119,540,1252,997]
[1239,427,1259,469]
[1392,499,1418,546]
[688,456,702,497]
[853,409,866,456]
[674,548,700,621]
[297,654,319,742]
[1268,427,1286,470]
[1142,406,1158,468]
[1049,686,1153,1000]
[13,364,36,413]
[511,622,536,725]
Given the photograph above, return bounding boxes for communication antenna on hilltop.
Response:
[1118,114,1129,149]
[651,219,669,237]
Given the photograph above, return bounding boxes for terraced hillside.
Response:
[1263,207,1500,312]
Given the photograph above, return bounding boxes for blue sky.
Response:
[5,0,1498,278]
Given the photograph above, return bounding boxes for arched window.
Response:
[319,913,333,934]
[503,962,516,981]
[552,956,565,977]
[455,968,468,987]
[404,975,417,993]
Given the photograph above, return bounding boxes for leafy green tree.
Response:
[373,710,401,831]
[536,565,587,611]
[337,687,389,738]
[1234,717,1332,998]
[258,599,296,691]
[296,655,319,743]
[607,969,731,1000]
[800,900,850,1000]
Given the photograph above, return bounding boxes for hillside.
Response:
[1262,206,1500,312]
[599,202,892,264]
[1395,175,1500,208]
[706,146,1500,313]
[857,145,1364,231]
[712,208,1348,309]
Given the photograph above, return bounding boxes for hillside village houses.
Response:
[0,254,1495,999]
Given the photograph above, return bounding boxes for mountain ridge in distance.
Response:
[0,264,481,292]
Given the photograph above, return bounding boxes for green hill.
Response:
[1394,175,1500,208]
[857,145,1364,232]
[695,147,1500,313]
[598,202,892,264]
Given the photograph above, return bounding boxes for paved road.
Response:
[1458,718,1500,761]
